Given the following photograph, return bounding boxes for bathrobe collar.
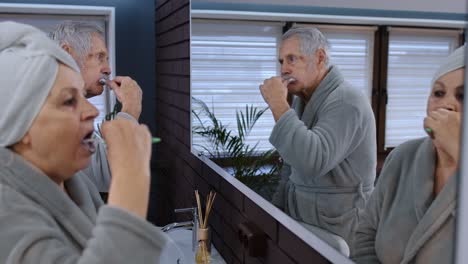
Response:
[402,137,457,263]
[293,65,344,125]
[412,137,436,220]
[0,147,101,248]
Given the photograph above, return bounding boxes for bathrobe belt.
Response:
[288,180,373,195]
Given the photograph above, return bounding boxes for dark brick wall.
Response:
[153,0,330,263]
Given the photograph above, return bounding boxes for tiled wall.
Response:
[154,0,330,263]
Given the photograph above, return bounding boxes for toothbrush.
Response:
[99,78,107,85]
[424,127,434,139]
[82,132,161,153]
[282,75,297,83]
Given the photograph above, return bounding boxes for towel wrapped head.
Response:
[0,21,80,147]
[432,44,466,85]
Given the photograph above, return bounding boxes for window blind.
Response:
[385,29,460,148]
[191,21,376,154]
[191,20,282,153]
[298,24,376,101]
[87,94,108,129]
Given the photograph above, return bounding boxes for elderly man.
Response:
[50,21,143,192]
[260,27,376,248]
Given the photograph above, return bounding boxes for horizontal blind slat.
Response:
[192,21,375,153]
[385,32,458,148]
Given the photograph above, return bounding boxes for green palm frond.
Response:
[236,105,269,140]
[192,96,281,199]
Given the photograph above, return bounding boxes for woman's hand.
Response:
[424,108,461,164]
[101,119,152,218]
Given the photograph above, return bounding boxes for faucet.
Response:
[162,207,198,252]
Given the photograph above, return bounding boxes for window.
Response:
[384,28,460,148]
[298,24,376,100]
[191,19,464,155]
[191,20,282,152]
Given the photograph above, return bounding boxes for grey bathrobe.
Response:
[270,66,377,247]
[352,137,456,264]
[0,147,174,263]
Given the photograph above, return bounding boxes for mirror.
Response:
[190,2,466,262]
[0,3,116,129]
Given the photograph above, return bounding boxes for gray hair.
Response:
[49,21,105,65]
[282,27,331,68]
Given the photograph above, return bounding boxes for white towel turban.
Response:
[432,44,466,85]
[0,21,80,147]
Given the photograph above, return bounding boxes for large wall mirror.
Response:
[0,3,116,129]
[190,1,466,262]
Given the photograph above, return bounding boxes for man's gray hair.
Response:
[282,27,331,68]
[49,21,105,65]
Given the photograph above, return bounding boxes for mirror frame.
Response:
[190,5,466,263]
[454,34,468,264]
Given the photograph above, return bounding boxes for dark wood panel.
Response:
[156,5,189,35]
[157,22,190,46]
[244,198,278,242]
[220,177,245,213]
[155,0,170,9]
[260,239,296,264]
[156,0,188,22]
[277,225,330,264]
[157,41,190,60]
[157,74,190,94]
[156,60,190,75]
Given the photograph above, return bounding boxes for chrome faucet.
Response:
[162,207,198,251]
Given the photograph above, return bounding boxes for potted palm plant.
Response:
[192,97,281,200]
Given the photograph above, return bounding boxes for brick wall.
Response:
[153,0,330,263]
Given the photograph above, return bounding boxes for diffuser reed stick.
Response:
[195,190,216,263]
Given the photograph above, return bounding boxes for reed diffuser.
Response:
[195,190,216,264]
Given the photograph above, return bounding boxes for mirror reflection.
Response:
[352,46,464,262]
[190,12,465,262]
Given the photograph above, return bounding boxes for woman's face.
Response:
[16,64,98,183]
[427,68,465,115]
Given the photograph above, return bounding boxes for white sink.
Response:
[165,229,225,264]
[155,232,185,264]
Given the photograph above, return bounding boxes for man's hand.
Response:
[259,76,290,122]
[107,76,142,120]
[424,108,461,164]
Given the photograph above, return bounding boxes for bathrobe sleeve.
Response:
[270,98,368,178]
[82,112,138,193]
[352,150,399,263]
[0,193,171,264]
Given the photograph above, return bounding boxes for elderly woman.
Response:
[352,45,465,263]
[0,22,175,263]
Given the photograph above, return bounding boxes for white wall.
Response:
[193,0,467,14]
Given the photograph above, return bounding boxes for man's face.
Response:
[79,33,111,98]
[278,36,322,96]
